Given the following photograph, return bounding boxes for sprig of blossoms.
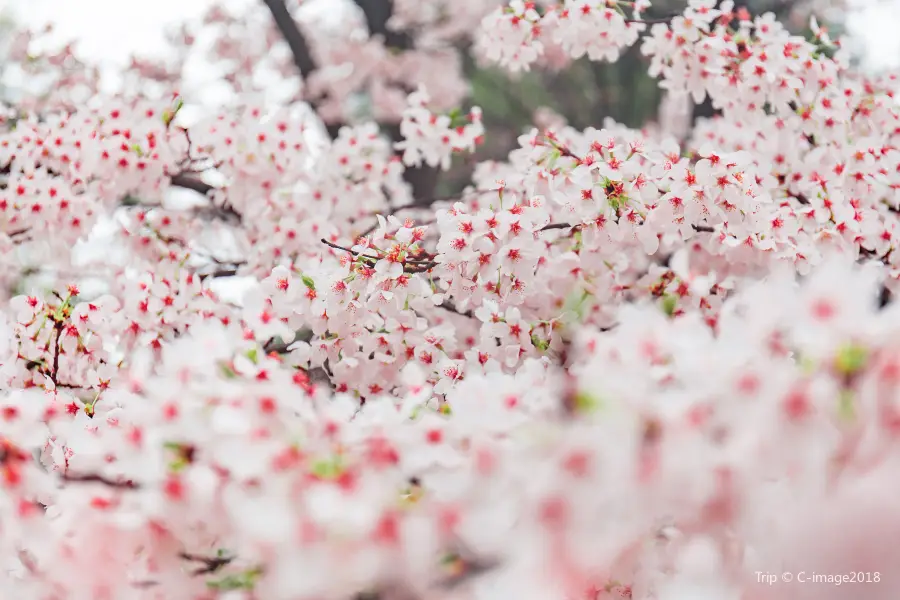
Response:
[395,87,485,171]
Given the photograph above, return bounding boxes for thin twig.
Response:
[540,222,574,231]
[50,322,63,386]
[321,238,379,260]
[178,551,235,576]
[626,14,678,25]
[198,267,241,281]
[61,472,140,489]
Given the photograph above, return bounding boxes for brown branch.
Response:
[50,322,63,386]
[191,203,242,224]
[322,238,379,260]
[626,15,678,25]
[170,172,215,196]
[321,238,437,273]
[198,268,241,280]
[540,222,573,231]
[261,0,318,79]
[539,221,716,236]
[437,301,474,319]
[353,0,414,50]
[178,551,235,576]
[61,472,140,489]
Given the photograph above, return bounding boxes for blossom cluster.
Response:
[0,0,899,598]
[477,0,650,71]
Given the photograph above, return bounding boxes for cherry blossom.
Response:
[0,0,898,598]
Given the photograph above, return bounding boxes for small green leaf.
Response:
[206,567,262,591]
[661,294,677,317]
[531,333,549,351]
[245,348,258,364]
[835,343,867,376]
[311,457,343,479]
[574,391,601,413]
[547,148,561,171]
[301,274,316,291]
[572,229,583,251]
[162,97,184,126]
[447,107,468,129]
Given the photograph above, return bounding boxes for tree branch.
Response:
[540,222,575,231]
[61,472,140,489]
[437,301,474,319]
[260,0,317,76]
[50,321,63,386]
[320,238,436,273]
[178,551,235,576]
[262,0,440,206]
[198,268,241,281]
[170,172,215,196]
[353,0,413,50]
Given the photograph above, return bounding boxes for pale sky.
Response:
[2,0,234,66]
[3,0,899,72]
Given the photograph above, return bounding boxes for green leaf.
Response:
[660,294,677,317]
[531,333,549,352]
[547,148,561,171]
[206,567,262,591]
[164,442,191,473]
[835,343,867,376]
[573,391,601,413]
[245,348,258,364]
[301,274,316,291]
[311,457,343,479]
[162,97,184,126]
